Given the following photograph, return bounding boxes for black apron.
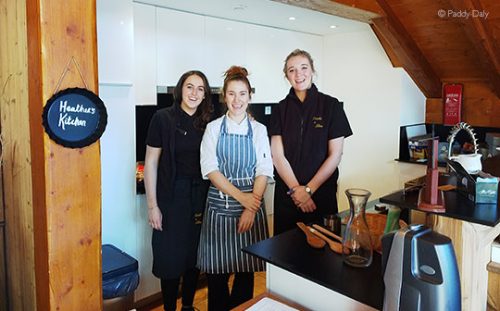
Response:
[152,177,209,279]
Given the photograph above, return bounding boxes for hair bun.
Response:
[224,66,248,79]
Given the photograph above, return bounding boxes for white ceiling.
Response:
[135,0,367,35]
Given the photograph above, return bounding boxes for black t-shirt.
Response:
[269,84,353,184]
[175,109,203,177]
[145,106,178,202]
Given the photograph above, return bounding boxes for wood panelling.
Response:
[487,262,500,311]
[447,0,500,97]
[425,98,444,124]
[7,0,107,310]
[370,24,402,67]
[429,215,500,310]
[270,0,381,23]
[292,0,500,127]
[0,142,6,311]
[376,0,500,127]
[329,0,384,16]
[25,0,103,309]
[405,22,486,79]
[371,13,442,97]
[458,82,500,126]
[0,0,37,310]
[427,82,500,127]
[0,226,6,311]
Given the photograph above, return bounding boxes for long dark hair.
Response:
[173,70,213,130]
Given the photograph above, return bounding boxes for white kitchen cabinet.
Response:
[156,8,205,87]
[203,17,247,88]
[134,3,157,105]
[96,0,134,85]
[245,25,291,103]
[134,195,161,300]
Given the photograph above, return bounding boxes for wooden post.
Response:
[430,215,500,310]
[1,0,37,309]
[1,0,102,310]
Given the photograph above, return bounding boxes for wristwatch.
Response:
[305,185,313,196]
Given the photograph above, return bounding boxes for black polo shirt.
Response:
[269,84,353,184]
[175,109,204,177]
[146,105,179,202]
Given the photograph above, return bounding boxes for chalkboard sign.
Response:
[42,88,107,148]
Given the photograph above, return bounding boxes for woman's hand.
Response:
[148,206,163,231]
[297,197,317,213]
[291,186,317,213]
[237,192,261,213]
[238,209,256,233]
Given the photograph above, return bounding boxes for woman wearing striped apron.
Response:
[198,66,273,311]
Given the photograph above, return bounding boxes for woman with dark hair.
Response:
[198,66,272,311]
[270,49,353,235]
[144,70,213,311]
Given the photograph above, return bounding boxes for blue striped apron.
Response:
[198,116,269,274]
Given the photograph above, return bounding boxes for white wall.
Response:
[97,2,426,302]
[97,0,161,301]
[400,71,426,125]
[322,27,426,211]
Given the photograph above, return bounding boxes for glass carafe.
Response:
[343,188,373,268]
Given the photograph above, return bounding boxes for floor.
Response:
[147,215,272,311]
[147,272,267,311]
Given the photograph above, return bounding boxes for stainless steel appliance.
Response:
[381,225,461,311]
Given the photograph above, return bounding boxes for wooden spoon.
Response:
[312,224,342,243]
[296,222,325,249]
[308,226,346,254]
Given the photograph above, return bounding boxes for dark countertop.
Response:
[380,156,500,227]
[380,189,499,226]
[243,227,384,310]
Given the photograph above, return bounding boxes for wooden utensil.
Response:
[296,222,325,249]
[312,224,342,243]
[308,226,346,254]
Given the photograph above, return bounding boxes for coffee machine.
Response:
[381,224,461,311]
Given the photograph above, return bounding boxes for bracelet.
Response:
[287,186,298,195]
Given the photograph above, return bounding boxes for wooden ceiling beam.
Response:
[269,0,381,23]
[330,0,384,16]
[446,0,500,98]
[372,0,442,97]
[370,24,402,67]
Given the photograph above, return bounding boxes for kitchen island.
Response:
[243,227,383,311]
[379,159,500,310]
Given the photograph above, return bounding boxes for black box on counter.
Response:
[447,159,499,204]
[447,159,476,202]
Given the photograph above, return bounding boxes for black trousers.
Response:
[273,177,338,235]
[206,272,254,311]
[161,268,200,311]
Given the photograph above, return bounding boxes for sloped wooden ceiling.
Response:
[272,0,500,127]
